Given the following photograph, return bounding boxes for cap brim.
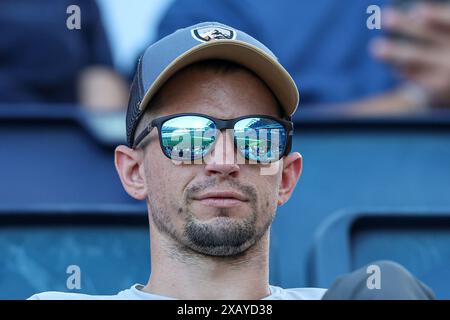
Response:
[139,40,299,116]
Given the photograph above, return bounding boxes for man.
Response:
[28,22,434,300]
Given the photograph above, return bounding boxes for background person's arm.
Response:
[370,3,450,109]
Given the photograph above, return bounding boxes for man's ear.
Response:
[114,145,148,200]
[277,152,302,206]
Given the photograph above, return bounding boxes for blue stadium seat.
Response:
[0,205,148,299]
[271,111,450,289]
[0,104,133,205]
[310,208,450,299]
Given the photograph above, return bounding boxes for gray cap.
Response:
[126,21,299,147]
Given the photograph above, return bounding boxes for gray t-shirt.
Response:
[28,284,327,300]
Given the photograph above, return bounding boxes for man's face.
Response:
[116,66,302,257]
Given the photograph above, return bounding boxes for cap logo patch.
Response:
[191,26,236,42]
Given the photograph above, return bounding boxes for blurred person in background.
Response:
[0,0,128,111]
[157,0,450,118]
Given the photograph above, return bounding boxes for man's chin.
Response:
[187,241,254,257]
[183,220,257,256]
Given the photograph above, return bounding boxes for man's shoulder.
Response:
[27,284,327,300]
[266,285,327,300]
[28,292,100,300]
[28,291,123,300]
[27,286,140,300]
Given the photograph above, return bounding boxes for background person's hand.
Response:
[371,3,450,108]
[78,66,129,112]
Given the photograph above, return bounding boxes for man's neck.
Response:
[142,224,271,300]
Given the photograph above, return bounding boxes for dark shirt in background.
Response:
[157,0,398,116]
[0,0,113,104]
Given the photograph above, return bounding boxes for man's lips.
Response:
[193,191,249,208]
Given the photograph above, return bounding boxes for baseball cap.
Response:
[126,21,299,148]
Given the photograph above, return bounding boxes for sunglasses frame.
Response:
[133,112,294,161]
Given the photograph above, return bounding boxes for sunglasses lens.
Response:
[234,118,287,163]
[161,116,217,161]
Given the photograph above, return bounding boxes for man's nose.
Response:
[204,130,240,177]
